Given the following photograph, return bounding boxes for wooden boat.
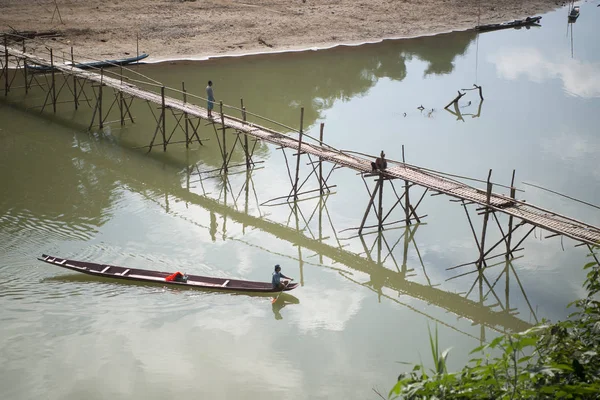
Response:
[38,254,299,293]
[27,53,149,72]
[568,6,580,21]
[476,16,542,32]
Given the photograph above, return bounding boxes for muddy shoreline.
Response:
[1,0,560,62]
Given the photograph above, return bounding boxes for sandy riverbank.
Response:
[1,0,562,62]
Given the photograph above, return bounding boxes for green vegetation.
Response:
[389,247,600,399]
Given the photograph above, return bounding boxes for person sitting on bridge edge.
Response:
[272,264,292,290]
[371,150,387,172]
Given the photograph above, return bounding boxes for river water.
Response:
[1,5,599,399]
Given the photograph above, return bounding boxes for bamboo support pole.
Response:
[359,179,381,235]
[402,145,411,225]
[241,98,250,169]
[4,35,8,96]
[23,40,29,94]
[319,198,324,263]
[292,107,305,201]
[477,169,493,269]
[161,86,167,151]
[220,101,227,173]
[506,169,516,258]
[378,177,384,231]
[182,82,189,147]
[319,123,324,195]
[70,47,78,109]
[119,90,124,125]
[50,49,56,113]
[97,69,104,128]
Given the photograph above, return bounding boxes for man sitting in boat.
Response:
[272,265,292,290]
[371,150,388,172]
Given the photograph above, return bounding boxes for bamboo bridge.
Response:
[2,38,600,260]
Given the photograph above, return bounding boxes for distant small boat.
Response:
[476,16,542,32]
[568,6,580,21]
[27,53,149,72]
[38,254,299,293]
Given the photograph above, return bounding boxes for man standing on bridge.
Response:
[206,80,215,118]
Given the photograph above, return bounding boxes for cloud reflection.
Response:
[490,48,600,98]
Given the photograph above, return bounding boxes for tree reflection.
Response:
[144,30,477,132]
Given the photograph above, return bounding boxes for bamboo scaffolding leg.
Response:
[71,47,77,109]
[505,261,510,313]
[88,85,99,131]
[292,107,305,201]
[98,69,104,128]
[50,49,57,113]
[476,170,493,270]
[3,35,8,96]
[23,40,29,94]
[161,86,167,151]
[506,169,516,259]
[402,145,411,225]
[241,99,250,169]
[182,82,189,147]
[319,123,325,195]
[359,179,382,235]
[118,90,124,125]
[220,101,227,173]
[378,177,384,231]
[479,272,485,345]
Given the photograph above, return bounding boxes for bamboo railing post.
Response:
[182,82,189,147]
[23,39,29,94]
[292,107,305,201]
[359,179,381,235]
[220,101,227,173]
[3,35,8,96]
[402,145,411,225]
[98,68,104,128]
[50,49,56,113]
[477,169,493,269]
[506,169,516,259]
[319,122,324,195]
[161,86,166,151]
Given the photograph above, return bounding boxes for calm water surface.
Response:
[1,5,599,399]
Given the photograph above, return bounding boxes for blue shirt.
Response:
[206,86,214,101]
[272,271,286,287]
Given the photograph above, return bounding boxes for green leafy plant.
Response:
[389,246,600,399]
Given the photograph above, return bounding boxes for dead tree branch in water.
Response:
[444,90,466,109]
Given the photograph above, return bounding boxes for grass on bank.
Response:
[389,246,600,399]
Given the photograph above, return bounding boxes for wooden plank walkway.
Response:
[5,45,600,246]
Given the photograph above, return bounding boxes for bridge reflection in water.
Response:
[175,165,538,342]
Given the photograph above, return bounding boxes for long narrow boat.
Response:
[38,254,299,293]
[476,16,542,32]
[27,53,149,72]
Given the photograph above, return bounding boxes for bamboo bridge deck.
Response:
[4,44,600,246]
